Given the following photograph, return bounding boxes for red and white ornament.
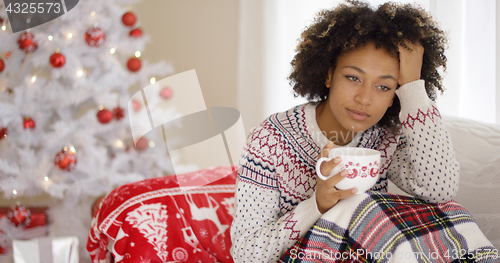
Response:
[17,32,37,53]
[0,58,4,73]
[134,137,149,151]
[129,28,142,37]
[159,86,173,99]
[7,204,31,228]
[0,127,7,139]
[85,27,106,47]
[97,108,113,124]
[122,11,137,26]
[49,51,65,68]
[54,147,77,171]
[127,57,141,72]
[23,117,35,129]
[112,107,125,120]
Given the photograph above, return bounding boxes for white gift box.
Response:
[12,236,78,263]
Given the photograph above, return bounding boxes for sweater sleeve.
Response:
[230,124,322,263]
[387,80,459,203]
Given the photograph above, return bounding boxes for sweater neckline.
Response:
[303,103,362,148]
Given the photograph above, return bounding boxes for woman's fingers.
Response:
[316,175,357,213]
[333,188,358,199]
[318,141,338,178]
[315,141,358,213]
[398,40,424,86]
[324,168,347,187]
[319,157,341,179]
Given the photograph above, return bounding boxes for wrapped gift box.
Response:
[0,207,48,255]
[13,236,78,263]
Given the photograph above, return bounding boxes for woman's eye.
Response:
[377,85,391,91]
[346,75,359,82]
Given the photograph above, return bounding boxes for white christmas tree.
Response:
[0,0,185,261]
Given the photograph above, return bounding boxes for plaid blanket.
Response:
[279,191,499,263]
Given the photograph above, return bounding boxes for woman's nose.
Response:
[353,84,372,106]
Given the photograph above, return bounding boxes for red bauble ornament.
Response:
[54,148,77,171]
[49,52,65,68]
[129,28,142,37]
[132,99,141,111]
[122,12,137,26]
[97,109,113,124]
[134,137,148,151]
[23,117,35,129]
[0,127,7,139]
[7,204,31,227]
[159,87,173,99]
[85,27,106,47]
[0,58,4,73]
[112,107,125,120]
[127,57,141,72]
[17,32,37,53]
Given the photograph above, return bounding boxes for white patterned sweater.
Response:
[230,80,460,263]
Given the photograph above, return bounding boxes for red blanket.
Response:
[87,166,237,263]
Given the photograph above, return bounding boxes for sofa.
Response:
[388,115,500,249]
[88,115,500,262]
[442,115,500,248]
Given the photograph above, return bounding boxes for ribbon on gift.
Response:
[0,214,48,254]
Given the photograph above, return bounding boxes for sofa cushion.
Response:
[443,115,500,249]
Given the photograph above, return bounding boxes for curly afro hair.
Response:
[289,0,447,133]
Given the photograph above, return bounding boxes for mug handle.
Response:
[316,157,331,180]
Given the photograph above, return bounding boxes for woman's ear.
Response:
[325,67,334,88]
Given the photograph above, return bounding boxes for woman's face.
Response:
[324,42,399,133]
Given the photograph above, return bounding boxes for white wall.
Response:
[132,1,242,171]
[132,0,240,111]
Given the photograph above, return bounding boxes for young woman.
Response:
[230,1,495,262]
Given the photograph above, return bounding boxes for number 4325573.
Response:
[5,2,62,14]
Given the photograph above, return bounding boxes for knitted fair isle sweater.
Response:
[230,80,460,263]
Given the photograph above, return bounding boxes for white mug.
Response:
[316,147,381,193]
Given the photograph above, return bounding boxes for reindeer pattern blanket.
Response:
[87,166,237,263]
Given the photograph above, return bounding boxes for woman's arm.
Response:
[230,125,322,263]
[387,80,459,203]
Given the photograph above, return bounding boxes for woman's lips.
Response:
[347,108,370,121]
